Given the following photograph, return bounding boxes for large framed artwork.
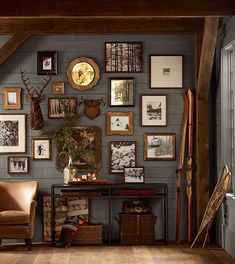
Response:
[110,141,136,174]
[141,94,167,126]
[0,114,26,154]
[37,51,58,75]
[144,133,176,161]
[105,42,143,72]
[150,55,183,88]
[8,156,29,174]
[48,98,77,119]
[3,87,21,110]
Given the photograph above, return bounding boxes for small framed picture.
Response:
[37,51,58,75]
[144,133,176,161]
[106,112,134,135]
[150,55,183,88]
[110,78,135,106]
[3,87,21,110]
[124,167,145,184]
[32,138,52,160]
[110,141,136,174]
[51,82,65,95]
[48,98,77,119]
[141,94,167,126]
[8,156,29,174]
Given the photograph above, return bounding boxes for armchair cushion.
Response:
[0,210,29,225]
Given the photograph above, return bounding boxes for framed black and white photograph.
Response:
[124,167,145,183]
[37,51,58,75]
[110,78,135,106]
[48,98,77,119]
[8,156,29,174]
[0,114,26,154]
[106,112,134,135]
[141,94,167,126]
[32,138,52,160]
[110,141,136,174]
[150,55,183,88]
[144,133,176,161]
[105,42,143,72]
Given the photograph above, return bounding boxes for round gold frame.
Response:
[66,57,100,91]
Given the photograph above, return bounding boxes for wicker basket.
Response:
[72,224,102,245]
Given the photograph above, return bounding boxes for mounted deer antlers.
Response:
[20,70,52,130]
[79,96,105,120]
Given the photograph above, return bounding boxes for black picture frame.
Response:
[37,51,58,75]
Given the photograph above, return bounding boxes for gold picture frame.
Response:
[51,82,65,95]
[3,87,21,110]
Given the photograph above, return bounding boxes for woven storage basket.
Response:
[73,224,102,245]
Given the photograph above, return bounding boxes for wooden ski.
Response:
[176,93,189,243]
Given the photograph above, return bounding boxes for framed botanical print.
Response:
[8,156,29,174]
[106,112,134,135]
[110,141,136,174]
[150,55,183,88]
[3,87,21,110]
[124,167,145,184]
[32,138,52,160]
[37,51,58,75]
[51,82,65,95]
[144,133,176,161]
[48,98,77,119]
[0,114,26,153]
[110,78,135,106]
[141,94,167,126]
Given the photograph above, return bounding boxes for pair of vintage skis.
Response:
[176,89,194,243]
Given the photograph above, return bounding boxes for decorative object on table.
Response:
[7,156,29,174]
[32,137,52,160]
[106,111,134,135]
[20,69,52,130]
[37,51,58,75]
[66,56,100,91]
[141,94,167,126]
[122,200,151,214]
[105,42,143,72]
[48,97,77,119]
[110,141,136,174]
[63,156,78,184]
[150,55,183,88]
[3,87,21,110]
[0,113,26,154]
[124,167,145,184]
[191,165,231,249]
[144,133,176,161]
[79,96,105,120]
[51,81,65,95]
[110,78,135,106]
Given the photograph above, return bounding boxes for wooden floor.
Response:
[0,244,235,264]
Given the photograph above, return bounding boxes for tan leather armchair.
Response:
[0,181,39,250]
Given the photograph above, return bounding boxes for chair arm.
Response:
[28,200,37,238]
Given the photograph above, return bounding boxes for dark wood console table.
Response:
[51,183,168,244]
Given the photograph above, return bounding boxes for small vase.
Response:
[63,157,78,184]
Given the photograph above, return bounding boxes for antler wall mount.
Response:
[79,96,105,120]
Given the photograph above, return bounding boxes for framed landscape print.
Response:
[141,94,167,126]
[32,138,52,160]
[48,98,77,119]
[110,78,135,106]
[110,141,136,174]
[8,156,29,174]
[3,87,21,110]
[124,167,145,184]
[144,133,176,161]
[106,112,134,135]
[105,42,143,72]
[51,82,65,95]
[0,114,26,154]
[150,55,183,88]
[37,51,58,75]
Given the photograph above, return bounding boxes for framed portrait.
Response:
[0,114,26,154]
[32,138,52,160]
[124,167,145,184]
[51,82,65,95]
[110,78,135,106]
[48,98,77,119]
[110,141,136,174]
[106,112,134,135]
[141,94,167,126]
[144,133,176,161]
[105,42,143,72]
[150,55,183,88]
[37,51,58,75]
[66,57,100,91]
[8,156,29,174]
[3,87,21,110]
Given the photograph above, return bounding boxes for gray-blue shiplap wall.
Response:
[0,35,195,242]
